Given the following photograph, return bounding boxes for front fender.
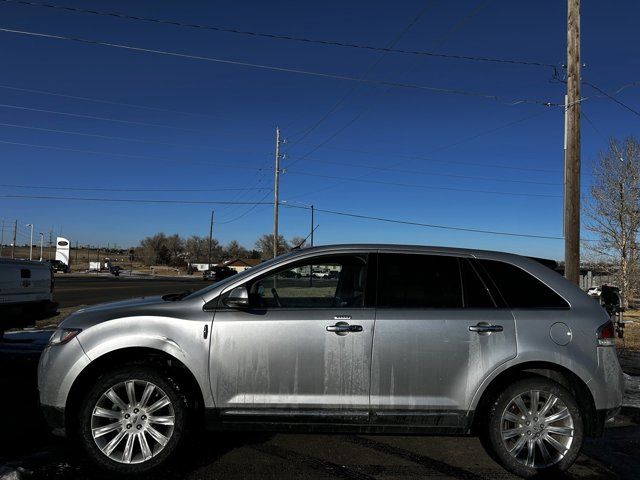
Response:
[76,316,214,408]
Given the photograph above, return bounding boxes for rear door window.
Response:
[461,259,496,308]
[477,259,569,309]
[377,253,462,308]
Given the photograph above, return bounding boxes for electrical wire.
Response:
[0,194,274,205]
[289,160,561,186]
[0,83,224,120]
[2,192,564,240]
[583,80,640,118]
[0,121,263,152]
[0,102,233,135]
[0,138,271,171]
[0,184,271,193]
[0,27,561,107]
[0,0,557,69]
[287,1,436,150]
[285,171,561,198]
[279,204,563,240]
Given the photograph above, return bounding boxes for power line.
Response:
[289,159,562,186]
[0,0,557,69]
[0,194,275,205]
[285,171,561,198]
[280,204,563,240]
[287,1,436,151]
[2,191,564,240]
[0,121,261,152]
[0,138,270,171]
[583,80,640,118]
[0,184,272,193]
[0,27,561,107]
[217,190,274,225]
[0,102,231,135]
[289,109,557,173]
[0,84,224,121]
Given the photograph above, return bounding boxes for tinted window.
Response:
[378,254,462,308]
[478,259,569,309]
[461,259,496,308]
[248,255,367,308]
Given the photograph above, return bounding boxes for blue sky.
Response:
[0,0,638,259]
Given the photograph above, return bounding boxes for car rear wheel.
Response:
[78,366,188,474]
[484,378,584,478]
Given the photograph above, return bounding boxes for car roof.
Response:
[292,243,539,262]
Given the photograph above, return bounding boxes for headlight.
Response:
[48,328,82,346]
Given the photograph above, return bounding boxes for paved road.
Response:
[52,276,212,308]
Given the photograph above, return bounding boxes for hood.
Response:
[60,295,204,330]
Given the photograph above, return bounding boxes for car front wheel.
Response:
[78,366,188,473]
[484,378,584,478]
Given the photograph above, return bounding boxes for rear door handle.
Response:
[326,323,362,334]
[469,323,503,333]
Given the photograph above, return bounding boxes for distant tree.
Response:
[584,136,640,305]
[165,234,185,266]
[289,236,307,249]
[138,233,168,265]
[255,234,289,259]
[223,240,248,259]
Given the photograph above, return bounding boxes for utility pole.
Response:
[39,233,44,261]
[564,0,581,284]
[0,220,4,257]
[26,223,34,260]
[207,209,214,269]
[310,204,315,247]
[11,220,17,259]
[48,230,53,260]
[273,127,282,258]
[75,240,79,267]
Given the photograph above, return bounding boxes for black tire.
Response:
[483,377,584,478]
[78,366,189,474]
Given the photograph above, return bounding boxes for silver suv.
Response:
[38,245,624,478]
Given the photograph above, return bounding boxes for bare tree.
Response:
[584,136,640,305]
[223,240,248,259]
[255,234,289,259]
[289,236,307,249]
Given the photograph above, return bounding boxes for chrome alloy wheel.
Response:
[500,390,574,468]
[91,380,175,464]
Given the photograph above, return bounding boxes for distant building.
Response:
[189,258,262,273]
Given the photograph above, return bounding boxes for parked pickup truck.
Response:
[0,258,55,331]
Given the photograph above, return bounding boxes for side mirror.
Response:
[223,286,250,309]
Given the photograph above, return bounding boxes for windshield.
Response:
[183,252,296,301]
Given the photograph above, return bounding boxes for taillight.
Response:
[597,320,616,346]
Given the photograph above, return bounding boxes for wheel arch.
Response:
[471,361,597,436]
[65,346,205,437]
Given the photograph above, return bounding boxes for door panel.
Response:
[371,308,515,414]
[370,252,516,421]
[211,308,374,415]
[209,253,374,423]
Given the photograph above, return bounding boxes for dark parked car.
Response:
[50,260,69,273]
[203,265,237,281]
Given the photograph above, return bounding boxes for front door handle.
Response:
[326,322,362,335]
[469,323,503,333]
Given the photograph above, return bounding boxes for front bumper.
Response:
[37,337,91,434]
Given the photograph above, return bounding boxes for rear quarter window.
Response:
[478,259,569,309]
